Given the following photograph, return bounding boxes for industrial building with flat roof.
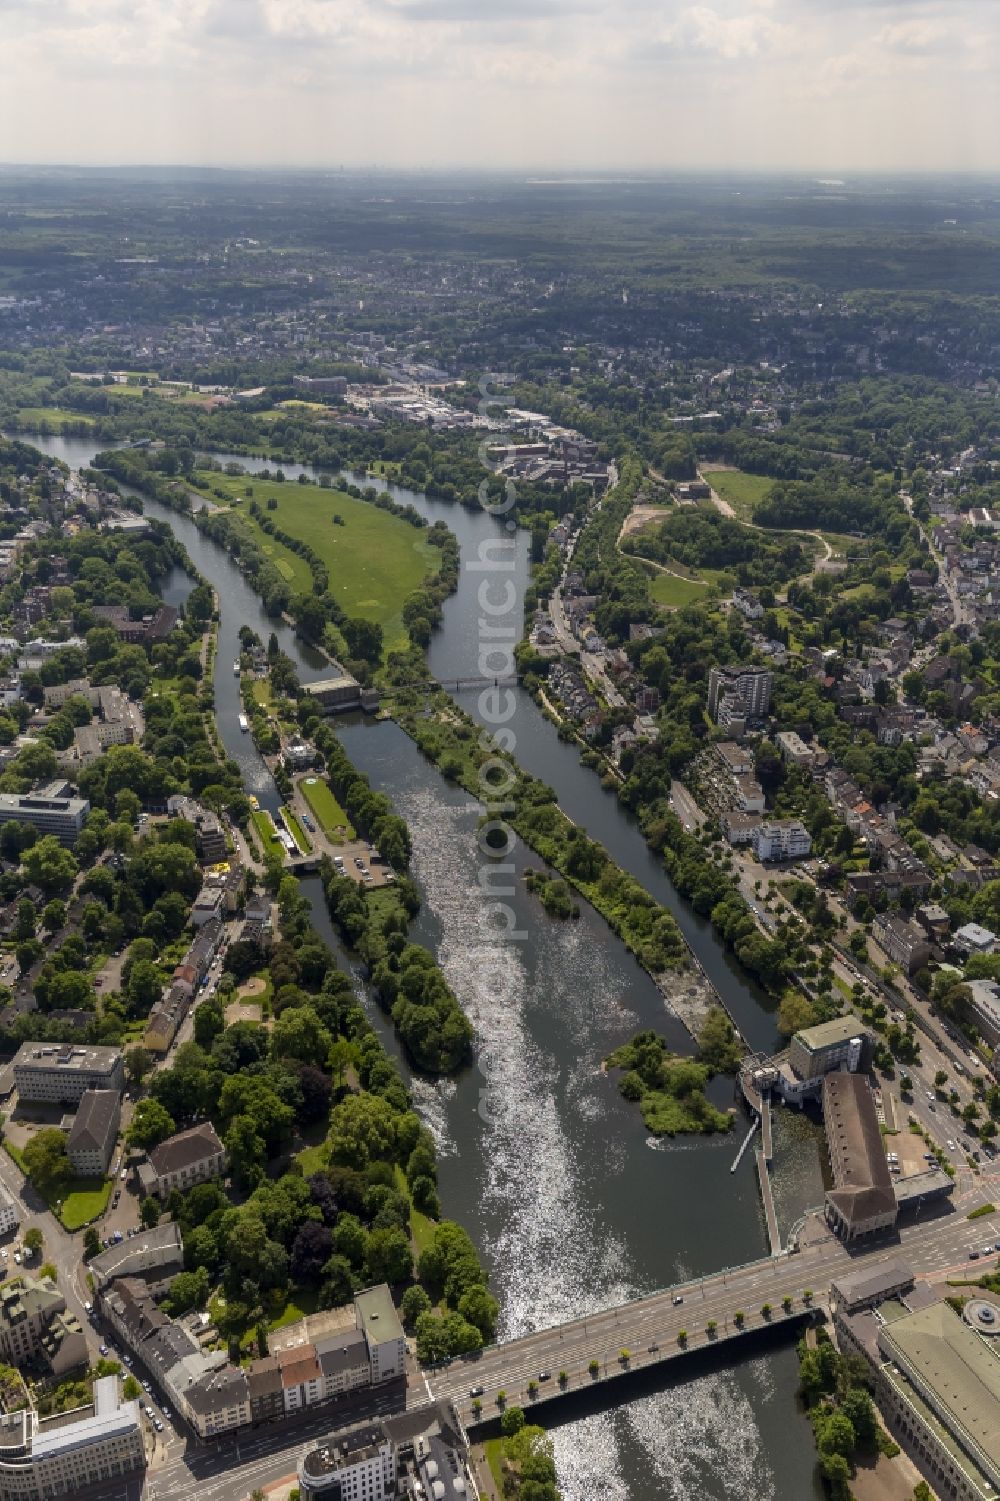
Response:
[789,1016,869,1082]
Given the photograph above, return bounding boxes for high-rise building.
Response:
[707,665,773,723]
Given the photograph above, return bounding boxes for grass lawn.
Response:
[250,678,272,708]
[267,1288,320,1332]
[16,407,95,429]
[294,1143,329,1177]
[3,1144,110,1229]
[192,471,440,655]
[60,1181,113,1231]
[483,1439,505,1490]
[300,776,355,840]
[648,571,711,609]
[251,808,285,860]
[706,469,774,520]
[281,808,311,854]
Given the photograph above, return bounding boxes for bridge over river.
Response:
[421,1206,993,1432]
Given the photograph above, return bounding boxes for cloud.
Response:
[667,4,791,57]
[0,0,997,167]
[872,17,949,50]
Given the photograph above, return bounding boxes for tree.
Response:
[123,1375,142,1401]
[193,996,225,1050]
[127,959,163,1015]
[83,1227,101,1260]
[289,1221,333,1285]
[841,1386,877,1449]
[225,1115,267,1189]
[364,1227,413,1286]
[401,1285,432,1327]
[140,1197,161,1229]
[501,1407,525,1437]
[14,899,36,942]
[23,1227,43,1255]
[127,1098,175,1151]
[163,1267,210,1316]
[22,1130,70,1197]
[41,899,66,934]
[125,1047,153,1089]
[22,836,78,894]
[271,1005,332,1065]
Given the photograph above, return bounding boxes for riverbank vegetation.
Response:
[606,1029,734,1136]
[322,862,473,1075]
[484,1412,559,1501]
[142,874,495,1358]
[392,687,689,977]
[797,1326,897,1499]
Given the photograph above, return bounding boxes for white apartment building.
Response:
[354,1285,405,1384]
[299,1422,396,1501]
[751,819,812,862]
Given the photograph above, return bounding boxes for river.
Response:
[21,431,825,1501]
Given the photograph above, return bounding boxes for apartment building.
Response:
[66,1088,120,1176]
[0,1184,18,1240]
[872,914,932,976]
[775,729,816,767]
[355,1285,406,1384]
[751,818,812,862]
[299,1421,396,1501]
[299,1403,471,1501]
[0,1275,87,1379]
[707,665,773,722]
[0,1376,144,1501]
[13,1043,124,1105]
[279,1345,324,1412]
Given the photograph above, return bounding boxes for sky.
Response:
[1,0,999,172]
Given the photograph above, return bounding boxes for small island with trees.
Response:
[605,1014,740,1137]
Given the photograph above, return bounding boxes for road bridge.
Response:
[422,1206,996,1433]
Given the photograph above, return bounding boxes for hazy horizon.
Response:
[2,0,998,174]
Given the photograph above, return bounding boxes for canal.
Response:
[20,431,825,1501]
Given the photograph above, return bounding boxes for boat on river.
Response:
[238,713,249,732]
[233,659,241,675]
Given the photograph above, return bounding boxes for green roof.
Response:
[879,1301,1000,1480]
[354,1284,403,1344]
[794,1016,865,1052]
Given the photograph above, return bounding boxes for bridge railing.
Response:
[450,1246,804,1364]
